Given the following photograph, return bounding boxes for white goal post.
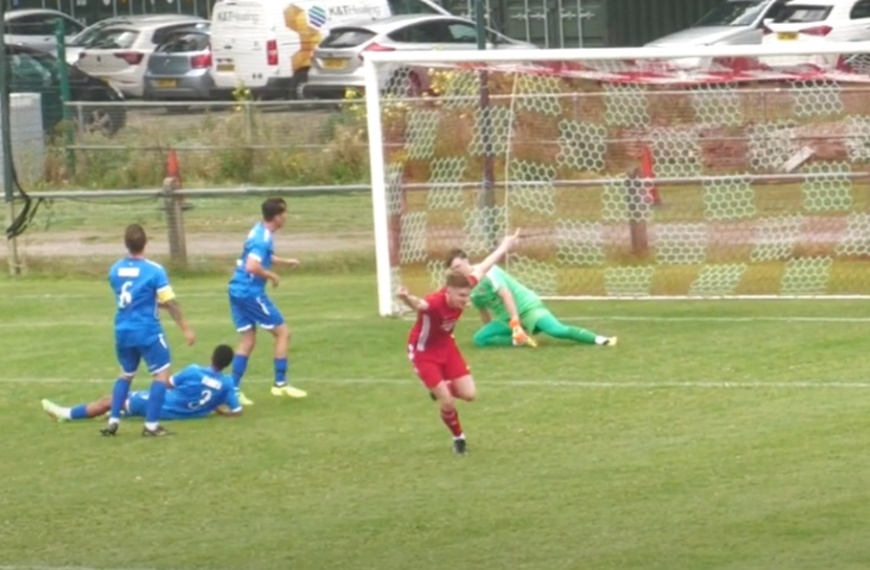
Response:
[363,42,870,316]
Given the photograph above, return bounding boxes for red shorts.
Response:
[408,341,470,390]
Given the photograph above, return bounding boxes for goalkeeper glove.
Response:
[510,318,537,348]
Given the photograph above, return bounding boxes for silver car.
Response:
[65,14,205,65]
[646,0,790,47]
[143,27,214,102]
[304,15,536,100]
[4,9,84,53]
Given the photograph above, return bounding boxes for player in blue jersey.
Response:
[102,224,196,437]
[41,345,242,422]
[228,197,307,406]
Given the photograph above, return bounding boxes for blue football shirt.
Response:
[108,257,172,346]
[228,222,274,297]
[163,364,241,420]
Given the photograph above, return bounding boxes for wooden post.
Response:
[625,168,649,258]
[163,176,187,267]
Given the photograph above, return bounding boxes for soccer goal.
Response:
[363,42,870,316]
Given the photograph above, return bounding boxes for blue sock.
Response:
[232,354,249,388]
[70,404,89,420]
[274,358,288,387]
[145,381,167,424]
[109,378,131,421]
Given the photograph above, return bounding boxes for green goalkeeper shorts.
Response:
[521,305,552,334]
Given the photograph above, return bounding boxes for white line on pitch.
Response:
[562,316,870,323]
[0,315,867,330]
[3,377,870,388]
[0,566,164,570]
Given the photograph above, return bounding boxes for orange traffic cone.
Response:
[640,145,661,206]
[165,148,185,205]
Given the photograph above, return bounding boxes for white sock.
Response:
[59,407,72,420]
[454,434,465,441]
[595,336,608,345]
[108,416,120,425]
[144,422,159,431]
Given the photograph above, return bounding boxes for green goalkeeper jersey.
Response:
[470,265,547,327]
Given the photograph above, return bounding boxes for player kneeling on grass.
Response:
[446,249,617,349]
[42,345,243,422]
[399,229,521,456]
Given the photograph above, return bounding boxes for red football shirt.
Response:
[407,278,477,354]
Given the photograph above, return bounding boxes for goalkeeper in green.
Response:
[446,249,617,348]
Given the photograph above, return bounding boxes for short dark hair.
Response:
[444,248,468,269]
[212,344,234,371]
[262,197,287,222]
[124,224,147,254]
[445,269,473,289]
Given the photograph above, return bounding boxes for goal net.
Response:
[362,43,870,315]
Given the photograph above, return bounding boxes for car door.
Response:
[390,20,451,51]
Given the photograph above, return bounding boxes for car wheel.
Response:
[79,106,123,137]
[290,68,309,100]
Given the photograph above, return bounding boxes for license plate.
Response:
[777,32,798,40]
[156,79,177,88]
[216,62,235,72]
[321,58,347,70]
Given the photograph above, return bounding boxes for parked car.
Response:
[143,26,214,102]
[3,9,85,53]
[5,43,126,136]
[762,0,870,66]
[65,14,205,65]
[210,0,453,100]
[304,14,536,99]
[646,0,789,46]
[74,17,208,98]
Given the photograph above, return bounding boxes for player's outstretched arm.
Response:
[471,228,521,281]
[396,286,429,312]
[273,256,300,268]
[159,299,196,346]
[215,404,243,417]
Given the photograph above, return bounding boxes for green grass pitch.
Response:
[2,273,870,570]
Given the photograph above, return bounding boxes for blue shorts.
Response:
[115,334,171,376]
[229,293,285,332]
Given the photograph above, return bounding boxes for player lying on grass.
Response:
[41,345,242,422]
[398,229,521,456]
[445,249,617,348]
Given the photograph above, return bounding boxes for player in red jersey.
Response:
[397,229,521,455]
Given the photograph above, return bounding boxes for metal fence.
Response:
[39,99,367,192]
[2,99,374,274]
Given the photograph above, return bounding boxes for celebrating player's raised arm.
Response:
[397,286,429,312]
[470,228,521,281]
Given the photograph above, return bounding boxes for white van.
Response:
[210,0,451,99]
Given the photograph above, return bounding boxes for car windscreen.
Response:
[155,32,209,53]
[774,5,833,22]
[68,20,118,47]
[320,28,377,48]
[88,28,140,49]
[695,0,767,26]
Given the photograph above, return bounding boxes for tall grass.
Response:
[40,102,370,190]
